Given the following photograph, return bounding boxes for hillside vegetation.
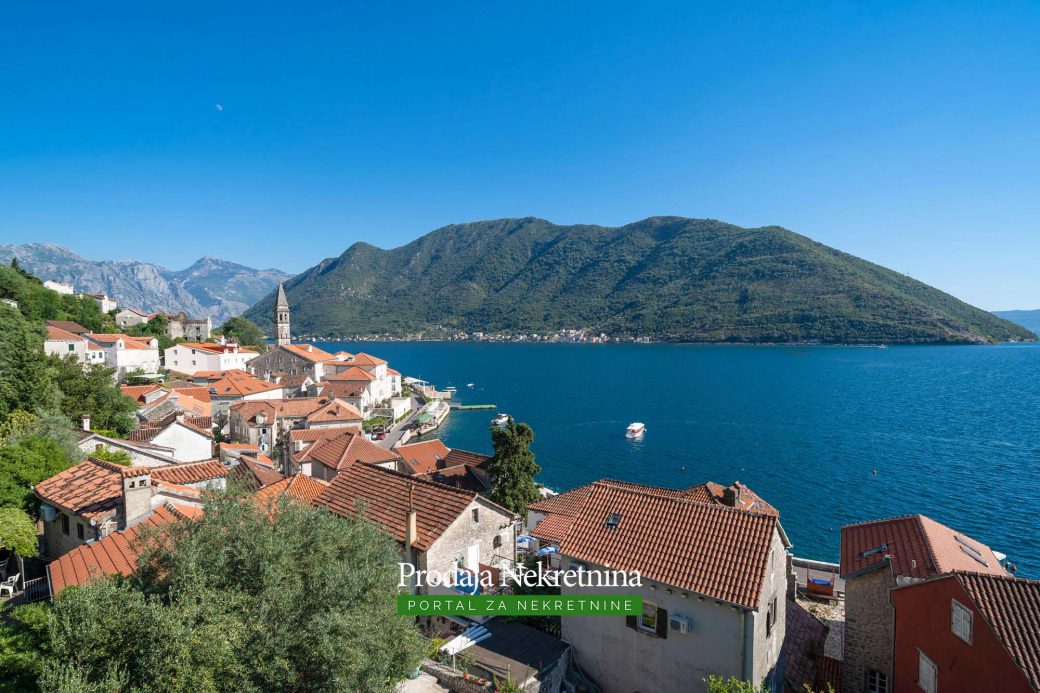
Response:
[245,217,1033,344]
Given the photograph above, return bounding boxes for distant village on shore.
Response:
[4,275,1039,693]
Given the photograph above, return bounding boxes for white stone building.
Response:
[84,333,161,379]
[115,308,153,329]
[43,279,75,295]
[165,340,258,374]
[44,325,106,366]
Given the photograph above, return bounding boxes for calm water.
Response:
[317,341,1040,576]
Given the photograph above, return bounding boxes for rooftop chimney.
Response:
[721,484,741,508]
[405,483,418,548]
[122,471,153,528]
[81,414,91,432]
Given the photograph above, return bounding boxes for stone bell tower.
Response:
[274,283,291,347]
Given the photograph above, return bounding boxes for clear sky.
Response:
[2,2,1038,309]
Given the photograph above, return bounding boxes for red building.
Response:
[890,571,1040,693]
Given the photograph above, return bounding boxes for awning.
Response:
[416,413,434,423]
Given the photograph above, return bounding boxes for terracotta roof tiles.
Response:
[296,427,399,470]
[151,460,226,486]
[957,571,1040,691]
[254,474,330,505]
[396,439,451,474]
[34,458,128,522]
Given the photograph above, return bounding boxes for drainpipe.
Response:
[741,608,754,682]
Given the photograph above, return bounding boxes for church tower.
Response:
[274,283,291,346]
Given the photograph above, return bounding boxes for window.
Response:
[61,514,69,535]
[766,596,778,636]
[472,508,479,523]
[638,599,659,633]
[605,513,621,529]
[68,343,75,352]
[493,535,502,549]
[866,669,889,693]
[77,523,85,540]
[918,651,937,693]
[952,599,973,644]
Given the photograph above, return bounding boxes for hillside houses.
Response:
[43,324,106,366]
[164,339,257,374]
[84,333,161,378]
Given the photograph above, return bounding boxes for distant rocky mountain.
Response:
[244,216,1034,344]
[993,310,1040,337]
[0,243,290,324]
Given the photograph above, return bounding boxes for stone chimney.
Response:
[722,483,741,508]
[81,414,91,432]
[405,483,418,548]
[122,471,153,528]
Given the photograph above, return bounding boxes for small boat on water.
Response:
[466,383,475,388]
[492,413,510,428]
[626,422,645,439]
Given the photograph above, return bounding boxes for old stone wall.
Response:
[843,566,895,693]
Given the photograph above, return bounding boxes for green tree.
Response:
[27,488,425,692]
[88,445,132,466]
[0,506,37,558]
[217,316,268,353]
[487,418,541,517]
[0,305,56,422]
[0,410,39,444]
[48,357,137,435]
[0,602,50,691]
[705,676,767,693]
[0,435,74,511]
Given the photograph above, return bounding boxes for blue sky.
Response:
[2,2,1038,309]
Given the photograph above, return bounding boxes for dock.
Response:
[450,403,497,410]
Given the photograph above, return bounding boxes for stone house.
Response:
[164,313,212,341]
[34,458,226,559]
[527,479,791,693]
[248,343,336,381]
[127,414,214,462]
[115,307,152,329]
[840,514,1010,693]
[313,463,520,593]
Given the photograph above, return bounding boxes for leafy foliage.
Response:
[245,217,1035,344]
[16,489,426,692]
[88,445,132,466]
[48,357,138,435]
[0,262,108,332]
[0,435,76,511]
[705,676,767,693]
[487,418,541,517]
[0,304,57,423]
[0,506,37,557]
[217,316,268,353]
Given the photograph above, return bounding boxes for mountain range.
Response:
[0,243,289,324]
[243,217,1033,344]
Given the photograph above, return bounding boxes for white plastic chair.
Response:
[0,573,19,597]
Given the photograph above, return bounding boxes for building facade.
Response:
[164,340,258,374]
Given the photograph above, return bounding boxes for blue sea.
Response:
[316,341,1040,576]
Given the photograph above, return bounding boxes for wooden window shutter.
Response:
[626,615,637,630]
[655,608,668,639]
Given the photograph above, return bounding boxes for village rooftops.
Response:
[254,473,329,505]
[530,479,786,609]
[529,478,777,517]
[395,439,451,474]
[188,368,254,382]
[279,342,337,363]
[208,374,282,397]
[305,398,363,424]
[230,398,327,423]
[350,352,387,367]
[314,463,512,551]
[229,456,285,490]
[295,427,399,470]
[35,457,136,523]
[86,333,157,349]
[177,341,257,354]
[150,460,226,486]
[47,503,198,595]
[840,514,1009,579]
[46,325,86,341]
[45,319,90,335]
[326,366,375,382]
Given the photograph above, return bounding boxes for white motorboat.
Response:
[492,413,510,428]
[626,422,645,439]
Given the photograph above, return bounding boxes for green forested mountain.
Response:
[245,217,1033,344]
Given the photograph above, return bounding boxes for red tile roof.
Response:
[47,504,190,595]
[296,427,399,470]
[228,457,284,490]
[327,366,375,382]
[120,384,167,403]
[396,439,451,474]
[305,398,363,424]
[88,334,157,350]
[815,656,844,693]
[254,474,329,505]
[551,481,780,608]
[230,398,326,423]
[34,458,130,522]
[442,448,491,468]
[189,368,254,382]
[208,375,282,398]
[45,320,89,335]
[420,464,488,494]
[840,515,1008,579]
[46,325,85,341]
[529,479,686,518]
[682,481,779,516]
[314,464,483,551]
[350,352,387,366]
[956,572,1040,691]
[280,343,336,363]
[151,460,226,486]
[529,513,576,544]
[176,341,257,355]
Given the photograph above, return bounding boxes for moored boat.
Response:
[626,422,645,438]
[492,413,510,428]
